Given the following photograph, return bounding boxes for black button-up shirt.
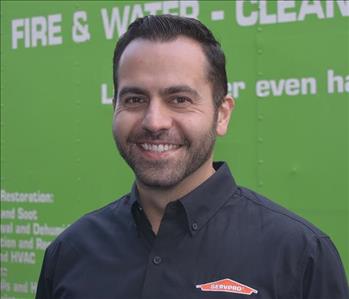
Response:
[36,162,349,299]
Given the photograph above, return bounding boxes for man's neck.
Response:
[136,159,215,234]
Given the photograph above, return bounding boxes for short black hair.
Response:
[113,14,227,108]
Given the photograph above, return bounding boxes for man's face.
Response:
[112,37,221,188]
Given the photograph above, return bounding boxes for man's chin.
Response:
[135,170,184,189]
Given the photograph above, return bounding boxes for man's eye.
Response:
[171,96,191,105]
[124,97,145,105]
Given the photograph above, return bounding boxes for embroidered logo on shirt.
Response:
[196,278,258,295]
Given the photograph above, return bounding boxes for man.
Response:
[36,15,348,299]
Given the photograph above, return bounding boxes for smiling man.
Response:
[112,34,232,234]
[36,15,348,299]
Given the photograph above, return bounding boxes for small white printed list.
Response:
[0,190,66,297]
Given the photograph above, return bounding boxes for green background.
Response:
[1,1,348,297]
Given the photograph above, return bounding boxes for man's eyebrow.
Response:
[118,85,201,99]
[118,86,148,98]
[161,85,200,98]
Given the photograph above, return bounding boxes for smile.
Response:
[140,143,180,153]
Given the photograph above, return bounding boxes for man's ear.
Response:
[216,95,235,136]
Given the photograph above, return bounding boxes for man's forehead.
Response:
[120,35,206,62]
[116,35,212,99]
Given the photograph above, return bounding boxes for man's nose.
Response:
[141,99,172,133]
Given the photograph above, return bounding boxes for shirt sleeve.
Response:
[35,248,53,299]
[35,239,65,299]
[302,236,349,299]
[35,237,81,299]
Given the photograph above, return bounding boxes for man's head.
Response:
[113,14,227,109]
[112,15,233,190]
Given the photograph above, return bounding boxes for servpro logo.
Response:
[196,278,258,295]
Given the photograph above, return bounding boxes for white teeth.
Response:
[140,143,178,153]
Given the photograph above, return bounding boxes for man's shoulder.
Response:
[46,194,133,253]
[230,187,349,298]
[234,186,328,240]
[228,186,341,271]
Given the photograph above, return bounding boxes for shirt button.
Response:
[192,222,198,231]
[153,256,162,265]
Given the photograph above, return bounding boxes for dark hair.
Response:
[113,14,227,108]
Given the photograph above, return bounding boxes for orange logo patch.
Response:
[196,278,258,295]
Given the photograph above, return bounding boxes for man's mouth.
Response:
[139,143,181,153]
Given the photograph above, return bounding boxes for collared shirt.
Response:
[36,162,349,299]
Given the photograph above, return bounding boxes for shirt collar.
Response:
[179,161,237,235]
[130,161,237,236]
